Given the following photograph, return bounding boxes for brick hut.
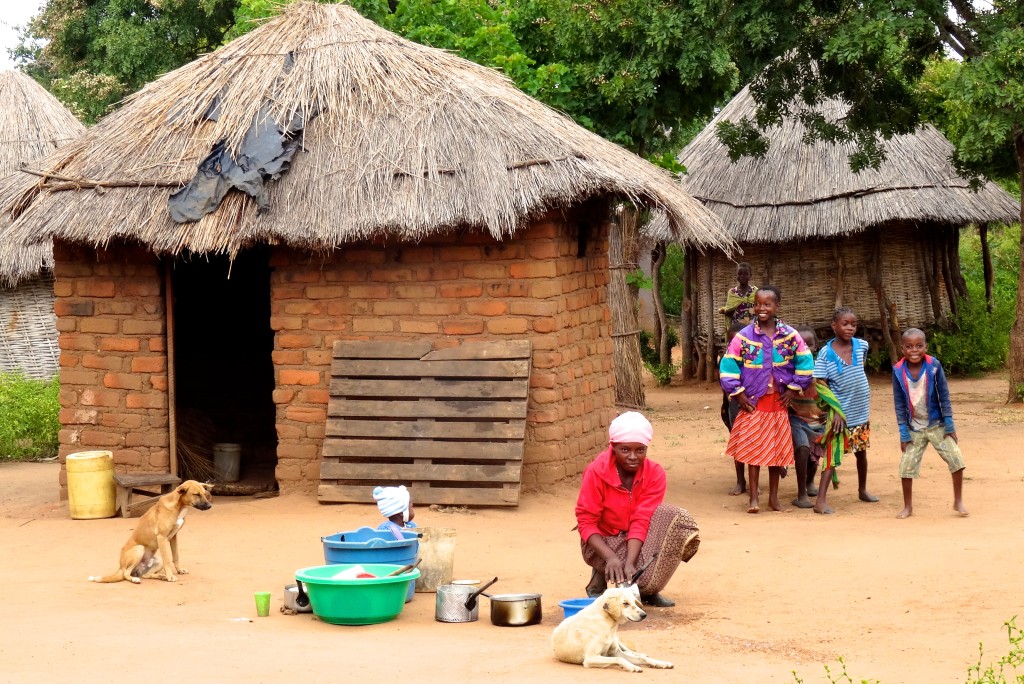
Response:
[0,3,729,504]
[676,85,1019,378]
[0,70,85,380]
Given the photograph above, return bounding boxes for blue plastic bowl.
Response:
[558,597,596,619]
[322,527,420,602]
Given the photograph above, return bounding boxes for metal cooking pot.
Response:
[283,583,313,613]
[486,593,542,627]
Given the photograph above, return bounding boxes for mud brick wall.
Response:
[271,212,617,493]
[49,209,619,498]
[52,241,168,497]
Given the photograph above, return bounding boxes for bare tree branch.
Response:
[937,23,970,59]
[949,0,978,25]
[939,16,980,57]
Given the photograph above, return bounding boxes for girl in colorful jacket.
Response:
[720,286,814,514]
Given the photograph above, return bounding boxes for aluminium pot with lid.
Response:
[487,593,542,627]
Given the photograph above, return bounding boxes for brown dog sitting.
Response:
[89,480,213,584]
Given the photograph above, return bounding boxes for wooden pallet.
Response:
[319,339,531,507]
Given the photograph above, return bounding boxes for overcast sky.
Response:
[1,0,44,69]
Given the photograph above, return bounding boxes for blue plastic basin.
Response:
[558,597,596,619]
[322,527,419,602]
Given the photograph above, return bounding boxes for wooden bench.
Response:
[113,473,181,518]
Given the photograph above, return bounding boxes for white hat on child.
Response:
[373,485,410,518]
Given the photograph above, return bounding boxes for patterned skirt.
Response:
[725,391,794,467]
[581,503,700,596]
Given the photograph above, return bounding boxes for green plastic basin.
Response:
[294,564,421,625]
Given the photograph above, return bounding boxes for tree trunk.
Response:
[1008,126,1024,402]
[680,248,694,380]
[651,242,670,365]
[980,223,994,314]
[608,206,645,408]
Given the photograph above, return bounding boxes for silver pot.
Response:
[283,583,312,613]
[487,593,542,627]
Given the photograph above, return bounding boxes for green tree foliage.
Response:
[511,0,742,156]
[17,0,240,122]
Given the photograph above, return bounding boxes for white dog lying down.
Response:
[551,586,674,672]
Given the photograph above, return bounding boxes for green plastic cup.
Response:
[254,591,271,617]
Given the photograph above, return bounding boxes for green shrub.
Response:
[658,244,685,317]
[639,329,679,386]
[929,224,1019,375]
[0,373,60,461]
[792,616,1023,683]
[965,616,1024,684]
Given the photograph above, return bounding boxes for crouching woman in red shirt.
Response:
[575,411,700,607]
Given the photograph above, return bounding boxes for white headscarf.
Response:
[372,485,410,519]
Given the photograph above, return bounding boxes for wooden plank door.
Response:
[319,340,532,506]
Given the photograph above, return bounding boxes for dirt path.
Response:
[1,374,1022,683]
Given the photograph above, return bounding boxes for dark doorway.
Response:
[170,247,277,493]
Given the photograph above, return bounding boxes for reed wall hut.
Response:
[678,86,1019,375]
[0,3,728,503]
[0,70,85,380]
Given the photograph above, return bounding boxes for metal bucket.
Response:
[435,583,478,623]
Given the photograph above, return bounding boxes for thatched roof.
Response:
[0,2,728,259]
[0,70,85,286]
[679,85,1020,243]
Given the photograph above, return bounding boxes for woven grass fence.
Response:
[0,274,58,380]
[609,206,645,408]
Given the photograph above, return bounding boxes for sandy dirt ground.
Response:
[1,373,1023,683]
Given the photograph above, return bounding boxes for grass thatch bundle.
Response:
[679,86,1019,242]
[0,2,730,257]
[0,70,85,286]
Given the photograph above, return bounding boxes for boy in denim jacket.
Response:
[892,328,968,519]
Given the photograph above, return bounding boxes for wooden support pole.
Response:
[832,241,844,311]
[164,260,178,478]
[869,230,900,365]
[939,227,959,318]
[919,234,947,328]
[704,255,717,382]
[680,248,694,380]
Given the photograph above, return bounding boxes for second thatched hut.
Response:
[0,3,729,503]
[678,86,1019,377]
[0,70,85,380]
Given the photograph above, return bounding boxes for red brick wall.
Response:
[270,211,616,492]
[51,208,618,497]
[52,241,168,496]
